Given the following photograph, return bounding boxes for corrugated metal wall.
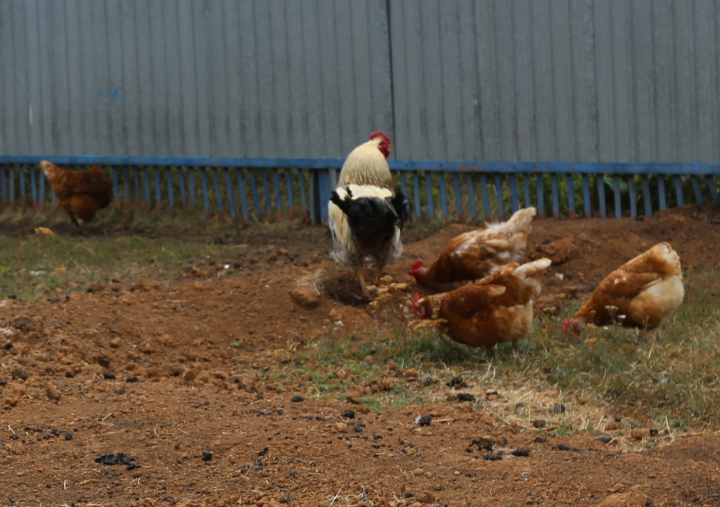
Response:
[2,0,720,164]
[0,0,393,159]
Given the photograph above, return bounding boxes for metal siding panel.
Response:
[673,1,696,162]
[0,1,8,154]
[269,1,291,157]
[593,0,616,162]
[11,1,29,154]
[299,0,325,157]
[569,0,598,162]
[494,0,517,160]
[334,0,357,155]
[209,1,231,157]
[531,0,556,161]
[64,0,84,154]
[25,0,43,154]
[135,0,155,156]
[457,0,480,160]
[420,0,443,159]
[317,0,342,158]
[119,0,140,156]
[163,0,184,157]
[367,0,394,152]
[513,0,537,161]
[550,0,575,161]
[150,0,171,156]
[631,0,656,162]
[51,0,71,154]
[652,0,677,162]
[105,0,124,154]
[611,0,635,161]
[475,0,500,160]
[439,0,463,160]
[693,0,717,162]
[284,0,307,157]
[192,1,212,157]
[178,0,199,156]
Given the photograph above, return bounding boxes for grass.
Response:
[0,228,248,300]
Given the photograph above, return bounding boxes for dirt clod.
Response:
[289,286,321,308]
[45,383,61,401]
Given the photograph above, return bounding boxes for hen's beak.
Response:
[388,143,393,148]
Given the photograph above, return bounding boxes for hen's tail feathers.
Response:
[623,242,682,277]
[504,207,537,233]
[513,258,552,279]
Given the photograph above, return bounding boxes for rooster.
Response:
[563,243,684,336]
[409,207,537,291]
[329,132,411,301]
[412,258,552,355]
[40,161,113,230]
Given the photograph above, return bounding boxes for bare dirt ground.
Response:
[1,204,720,506]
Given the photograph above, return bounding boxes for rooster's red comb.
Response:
[409,260,424,274]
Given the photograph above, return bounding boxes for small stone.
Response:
[202,452,213,461]
[45,383,61,401]
[103,371,116,380]
[416,415,431,427]
[109,338,122,349]
[333,423,348,433]
[86,282,105,293]
[456,393,476,402]
[630,428,658,440]
[289,287,321,309]
[279,248,290,256]
[403,368,419,379]
[290,395,304,403]
[532,419,546,428]
[11,367,27,381]
[340,409,355,419]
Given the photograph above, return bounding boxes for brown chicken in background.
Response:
[412,258,552,356]
[564,242,684,336]
[408,207,537,292]
[39,161,113,230]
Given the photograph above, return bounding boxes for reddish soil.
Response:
[1,204,719,506]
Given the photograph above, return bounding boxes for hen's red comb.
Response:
[562,318,569,331]
[408,260,424,274]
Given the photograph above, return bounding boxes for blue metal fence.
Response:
[1,157,718,224]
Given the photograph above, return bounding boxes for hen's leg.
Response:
[374,262,386,283]
[512,341,519,359]
[70,215,83,232]
[357,271,370,302]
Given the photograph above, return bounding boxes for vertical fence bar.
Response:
[582,174,591,217]
[188,170,196,207]
[400,172,408,198]
[286,171,294,211]
[509,174,519,212]
[237,169,249,219]
[226,170,237,218]
[30,165,37,207]
[535,173,544,218]
[124,167,131,202]
[298,171,307,211]
[144,167,151,204]
[597,174,606,219]
[262,169,272,215]
[0,166,6,202]
[438,172,448,218]
[706,175,719,204]
[413,173,421,217]
[495,175,504,219]
[453,172,463,219]
[249,170,262,216]
[212,168,223,212]
[134,167,141,202]
[628,176,638,218]
[641,176,652,215]
[112,167,119,201]
[480,174,491,220]
[566,174,576,218]
[39,167,45,205]
[658,175,667,210]
[201,168,209,212]
[154,167,162,207]
[273,171,281,215]
[318,171,330,223]
[690,175,704,205]
[466,174,477,218]
[424,172,434,217]
[19,166,26,205]
[167,168,175,208]
[309,171,318,223]
[179,169,187,206]
[523,174,531,207]
[551,174,559,217]
[613,175,622,218]
[674,175,684,206]
[9,166,15,201]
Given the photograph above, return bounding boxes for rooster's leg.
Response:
[357,271,371,301]
[512,341,519,359]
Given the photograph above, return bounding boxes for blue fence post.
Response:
[9,166,15,201]
[523,174,531,208]
[509,174,519,212]
[112,167,119,202]
[707,175,719,204]
[134,167,141,202]
[690,175,704,205]
[19,166,26,205]
[438,172,448,218]
[658,175,667,210]
[309,170,318,223]
[674,175,684,207]
[1,166,6,203]
[226,169,237,219]
[613,175,622,218]
[30,165,37,208]
[424,172,434,218]
[124,166,131,203]
[413,173,421,217]
[495,174,504,220]
[167,167,175,209]
[582,174,591,217]
[400,172,408,199]
[201,168,210,212]
[597,174,606,219]
[286,170,294,215]
[628,176,638,218]
[154,167,162,208]
[144,167,151,205]
[566,174,576,218]
[188,169,196,207]
[249,170,262,217]
[212,167,223,212]
[179,168,187,207]
[262,169,272,217]
[480,174,491,221]
[535,173,544,218]
[39,166,45,206]
[318,170,330,223]
[452,172,463,219]
[641,176,653,215]
[237,169,250,220]
[273,171,281,217]
[298,170,307,214]
[551,174,560,218]
[466,173,477,218]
